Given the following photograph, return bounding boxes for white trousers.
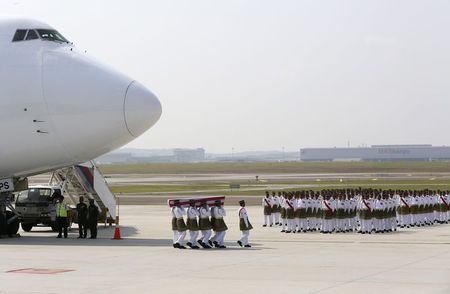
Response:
[287,219,295,231]
[176,231,186,245]
[201,230,212,243]
[273,213,281,224]
[298,218,306,231]
[264,214,273,226]
[172,230,178,243]
[189,230,199,244]
[214,231,226,246]
[239,230,250,246]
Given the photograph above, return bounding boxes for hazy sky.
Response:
[2,0,450,153]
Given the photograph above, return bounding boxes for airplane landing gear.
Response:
[0,191,20,237]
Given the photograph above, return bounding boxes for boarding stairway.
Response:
[49,160,116,224]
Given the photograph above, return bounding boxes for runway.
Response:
[0,205,449,294]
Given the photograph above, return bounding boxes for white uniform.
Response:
[171,207,179,244]
[359,197,372,233]
[199,206,212,244]
[272,195,281,225]
[286,198,296,232]
[262,197,273,226]
[438,193,450,223]
[321,198,335,233]
[296,198,306,232]
[280,196,288,231]
[212,206,227,246]
[174,206,186,245]
[187,206,200,246]
[238,206,251,246]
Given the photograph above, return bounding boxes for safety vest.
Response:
[56,203,67,217]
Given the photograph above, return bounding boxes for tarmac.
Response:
[1,205,450,294]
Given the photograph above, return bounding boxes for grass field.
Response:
[99,161,450,175]
[100,162,450,196]
[109,178,450,196]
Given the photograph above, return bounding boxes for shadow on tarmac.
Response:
[0,226,266,249]
[0,236,266,250]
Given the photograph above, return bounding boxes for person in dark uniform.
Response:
[76,196,88,239]
[87,199,100,239]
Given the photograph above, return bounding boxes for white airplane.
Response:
[0,17,162,191]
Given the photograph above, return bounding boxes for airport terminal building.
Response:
[300,145,450,162]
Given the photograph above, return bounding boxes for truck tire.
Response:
[21,223,33,232]
[6,211,20,236]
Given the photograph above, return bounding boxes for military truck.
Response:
[14,186,76,232]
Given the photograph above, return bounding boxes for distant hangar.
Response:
[300,145,450,162]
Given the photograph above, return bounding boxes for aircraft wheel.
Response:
[21,223,33,232]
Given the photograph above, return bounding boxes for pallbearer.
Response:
[173,200,187,249]
[170,202,179,247]
[212,200,228,248]
[186,199,200,249]
[237,200,253,248]
[198,200,212,248]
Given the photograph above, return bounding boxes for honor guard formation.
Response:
[169,197,253,249]
[262,189,450,234]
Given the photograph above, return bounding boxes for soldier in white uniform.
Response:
[170,203,179,247]
[321,194,335,233]
[438,191,449,224]
[172,200,187,249]
[280,193,288,232]
[272,192,281,225]
[398,191,410,228]
[262,192,273,227]
[198,200,212,248]
[296,193,307,233]
[358,194,372,234]
[285,193,296,233]
[237,200,253,248]
[212,200,227,248]
[186,200,200,249]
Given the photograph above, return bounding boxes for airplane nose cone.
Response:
[124,81,162,137]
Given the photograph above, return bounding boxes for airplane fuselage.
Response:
[0,18,162,179]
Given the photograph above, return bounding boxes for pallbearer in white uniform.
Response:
[172,200,187,249]
[212,200,228,248]
[237,200,253,248]
[170,204,179,247]
[198,200,212,249]
[186,200,200,249]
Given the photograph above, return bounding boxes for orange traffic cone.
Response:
[112,226,122,240]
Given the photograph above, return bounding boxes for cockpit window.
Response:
[25,29,39,40]
[36,29,68,43]
[12,29,27,42]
